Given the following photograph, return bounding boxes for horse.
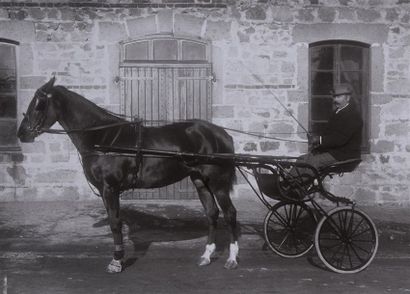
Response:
[17,77,239,273]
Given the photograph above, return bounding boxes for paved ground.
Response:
[1,199,410,293]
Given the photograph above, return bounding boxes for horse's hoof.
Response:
[224,259,238,270]
[198,257,211,267]
[106,259,122,273]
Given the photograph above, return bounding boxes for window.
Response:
[122,36,209,63]
[0,39,19,152]
[309,40,370,153]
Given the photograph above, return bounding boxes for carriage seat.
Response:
[319,158,361,176]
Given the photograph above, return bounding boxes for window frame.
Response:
[308,40,370,153]
[0,38,20,153]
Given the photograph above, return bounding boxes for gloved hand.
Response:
[308,134,320,149]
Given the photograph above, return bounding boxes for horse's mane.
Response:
[53,85,124,122]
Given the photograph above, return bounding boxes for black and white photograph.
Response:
[0,0,409,293]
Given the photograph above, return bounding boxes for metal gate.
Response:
[120,63,213,199]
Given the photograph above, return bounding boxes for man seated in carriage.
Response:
[290,83,363,182]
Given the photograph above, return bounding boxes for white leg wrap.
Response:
[224,241,239,270]
[228,241,239,260]
[106,258,122,273]
[198,243,216,267]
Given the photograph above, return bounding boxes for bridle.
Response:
[23,89,51,137]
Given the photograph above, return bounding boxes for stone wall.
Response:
[0,0,409,205]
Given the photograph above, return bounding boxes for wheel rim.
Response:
[315,207,378,273]
[264,202,316,258]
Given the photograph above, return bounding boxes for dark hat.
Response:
[331,83,352,96]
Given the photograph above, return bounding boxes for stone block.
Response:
[385,122,409,137]
[296,44,308,91]
[61,186,81,201]
[260,141,280,152]
[382,99,410,120]
[205,20,231,41]
[174,14,205,37]
[8,10,28,21]
[357,8,381,22]
[287,90,306,102]
[18,44,34,76]
[318,7,336,22]
[267,122,294,136]
[0,20,35,42]
[127,15,157,38]
[370,105,381,139]
[272,6,294,22]
[212,105,234,118]
[296,8,314,22]
[47,8,59,19]
[61,8,75,21]
[245,6,266,21]
[21,141,46,153]
[354,187,377,204]
[98,21,127,42]
[34,169,77,183]
[388,46,405,59]
[297,103,308,135]
[20,76,46,89]
[243,142,257,152]
[51,153,70,163]
[371,46,384,92]
[29,8,46,20]
[371,140,395,153]
[337,7,355,21]
[372,93,392,105]
[157,9,173,33]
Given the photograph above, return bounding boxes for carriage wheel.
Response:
[315,206,378,274]
[263,201,317,258]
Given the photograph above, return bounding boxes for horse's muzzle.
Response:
[17,123,36,143]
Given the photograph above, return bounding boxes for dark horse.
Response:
[17,77,239,272]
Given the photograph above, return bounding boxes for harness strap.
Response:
[132,122,143,187]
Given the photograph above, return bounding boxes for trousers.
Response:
[290,152,338,178]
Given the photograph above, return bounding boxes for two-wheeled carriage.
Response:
[96,145,379,274]
[18,78,377,273]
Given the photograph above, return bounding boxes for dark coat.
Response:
[317,103,363,161]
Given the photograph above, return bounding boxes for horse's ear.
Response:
[42,76,56,92]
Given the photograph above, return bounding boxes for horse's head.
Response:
[18,77,58,142]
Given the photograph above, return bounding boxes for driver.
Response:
[292,83,363,178]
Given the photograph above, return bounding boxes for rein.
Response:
[40,121,140,134]
[41,119,307,143]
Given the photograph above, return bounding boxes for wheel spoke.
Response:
[350,218,365,238]
[348,243,367,263]
[350,227,372,239]
[278,232,290,250]
[271,210,288,228]
[349,241,372,255]
[326,216,344,239]
[294,205,305,225]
